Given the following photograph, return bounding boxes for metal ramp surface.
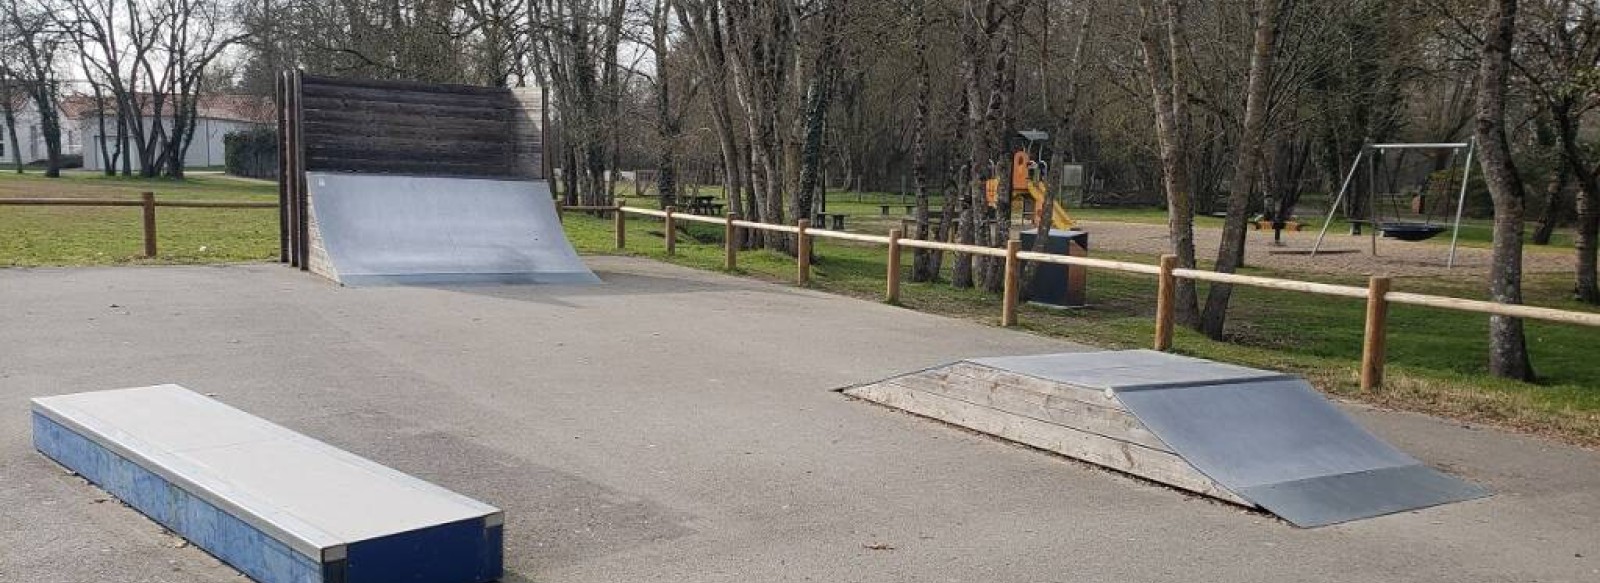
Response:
[845,350,1486,527]
[307,172,600,286]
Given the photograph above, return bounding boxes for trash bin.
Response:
[1019,229,1088,308]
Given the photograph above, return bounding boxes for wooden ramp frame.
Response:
[843,350,1487,527]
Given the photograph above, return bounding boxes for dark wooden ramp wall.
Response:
[296,75,544,179]
[276,72,547,273]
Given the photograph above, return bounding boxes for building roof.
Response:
[63,93,272,124]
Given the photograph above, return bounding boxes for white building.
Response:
[0,94,84,165]
[79,95,272,171]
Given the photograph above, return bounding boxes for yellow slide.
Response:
[985,176,1076,230]
[1028,181,1075,230]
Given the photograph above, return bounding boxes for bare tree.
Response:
[723,0,796,249]
[0,70,24,172]
[676,0,752,243]
[1517,0,1600,303]
[1198,0,1291,339]
[952,0,1012,288]
[793,0,843,232]
[1138,0,1199,325]
[2,0,66,177]
[910,0,939,282]
[650,0,678,208]
[158,0,250,178]
[1473,0,1535,381]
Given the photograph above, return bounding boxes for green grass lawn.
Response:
[0,171,279,266]
[566,209,1600,445]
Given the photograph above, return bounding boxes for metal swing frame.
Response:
[1310,139,1476,268]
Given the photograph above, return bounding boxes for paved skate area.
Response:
[1,256,1596,582]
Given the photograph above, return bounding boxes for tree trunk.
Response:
[794,0,841,229]
[982,13,1019,294]
[0,76,22,172]
[1578,178,1600,303]
[1139,0,1200,326]
[1473,0,1534,381]
[1200,0,1283,339]
[652,0,678,210]
[910,0,937,282]
[953,42,984,288]
[1551,97,1600,303]
[1532,159,1568,246]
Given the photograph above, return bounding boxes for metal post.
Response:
[1447,139,1476,268]
[1312,148,1365,257]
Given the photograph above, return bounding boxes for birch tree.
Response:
[1138,0,1199,325]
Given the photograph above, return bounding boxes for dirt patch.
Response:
[1077,220,1574,279]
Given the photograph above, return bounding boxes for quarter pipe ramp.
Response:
[305,173,598,286]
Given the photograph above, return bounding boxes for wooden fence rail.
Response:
[0,193,278,258]
[603,204,1600,391]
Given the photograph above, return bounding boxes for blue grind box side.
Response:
[33,412,504,583]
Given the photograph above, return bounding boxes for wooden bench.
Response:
[32,385,504,583]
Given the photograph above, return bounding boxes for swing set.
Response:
[1311,139,1475,268]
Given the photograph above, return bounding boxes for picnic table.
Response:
[813,213,847,230]
[683,195,724,215]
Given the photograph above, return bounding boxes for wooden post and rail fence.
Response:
[574,203,1600,392]
[5,195,1596,392]
[0,192,278,258]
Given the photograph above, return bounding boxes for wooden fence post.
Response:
[724,213,739,270]
[1361,276,1392,391]
[141,192,157,258]
[886,228,903,303]
[797,219,812,284]
[614,205,626,249]
[664,206,677,255]
[1002,239,1021,326]
[1154,254,1177,350]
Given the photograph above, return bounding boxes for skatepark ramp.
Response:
[276,72,597,285]
[33,385,503,583]
[843,350,1486,527]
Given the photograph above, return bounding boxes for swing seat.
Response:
[1378,222,1446,241]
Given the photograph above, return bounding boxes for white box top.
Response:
[33,385,501,561]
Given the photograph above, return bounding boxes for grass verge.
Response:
[0,171,279,266]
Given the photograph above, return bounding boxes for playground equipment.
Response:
[1312,140,1475,267]
[277,72,598,285]
[844,350,1486,527]
[984,131,1076,231]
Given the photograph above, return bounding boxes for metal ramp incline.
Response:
[307,173,600,286]
[843,350,1486,527]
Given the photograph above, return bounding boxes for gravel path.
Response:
[1077,220,1576,278]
